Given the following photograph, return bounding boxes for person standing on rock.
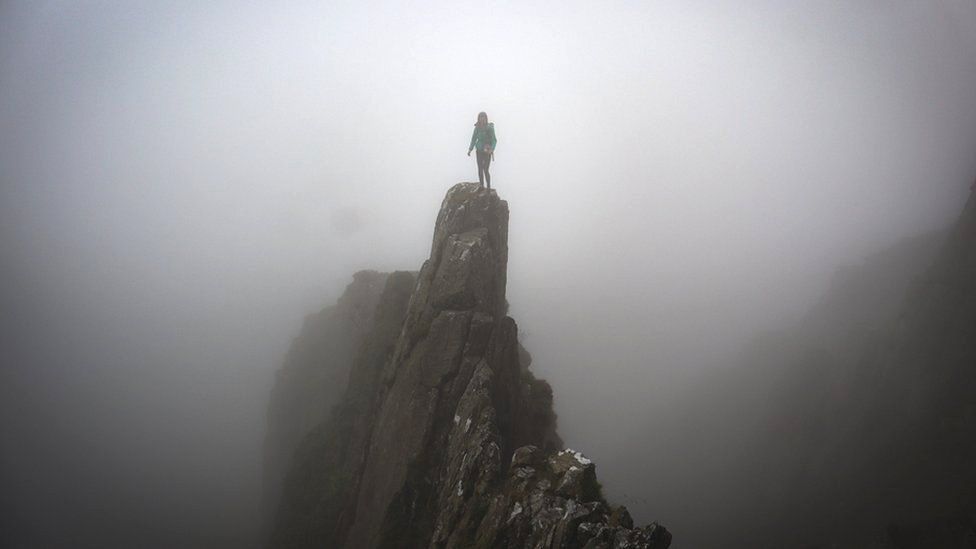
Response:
[467,111,497,189]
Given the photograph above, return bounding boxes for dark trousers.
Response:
[476,149,492,188]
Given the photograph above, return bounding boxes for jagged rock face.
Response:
[344,183,543,548]
[651,189,975,548]
[843,189,976,543]
[878,189,976,428]
[469,446,672,549]
[263,270,388,524]
[269,183,669,549]
[269,271,417,548]
[773,190,976,547]
[622,218,964,547]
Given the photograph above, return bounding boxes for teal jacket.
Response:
[468,123,497,153]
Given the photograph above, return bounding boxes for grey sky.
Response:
[2,1,975,545]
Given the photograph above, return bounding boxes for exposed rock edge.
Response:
[269,183,671,549]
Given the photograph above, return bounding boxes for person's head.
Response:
[476,112,488,127]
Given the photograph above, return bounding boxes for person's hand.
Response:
[467,150,471,156]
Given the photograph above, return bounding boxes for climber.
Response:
[467,111,497,189]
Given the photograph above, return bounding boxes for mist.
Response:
[2,1,976,547]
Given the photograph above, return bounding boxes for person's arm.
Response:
[489,127,497,152]
[468,128,477,153]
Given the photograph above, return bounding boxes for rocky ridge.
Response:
[629,186,976,548]
[269,183,670,548]
[263,270,388,525]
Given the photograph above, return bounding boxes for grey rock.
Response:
[268,183,669,549]
[263,270,388,527]
[267,271,416,548]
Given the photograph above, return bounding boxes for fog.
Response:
[2,1,975,547]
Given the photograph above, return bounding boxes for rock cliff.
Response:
[269,183,670,549]
[263,271,388,526]
[629,185,976,548]
[843,186,976,546]
[781,187,976,547]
